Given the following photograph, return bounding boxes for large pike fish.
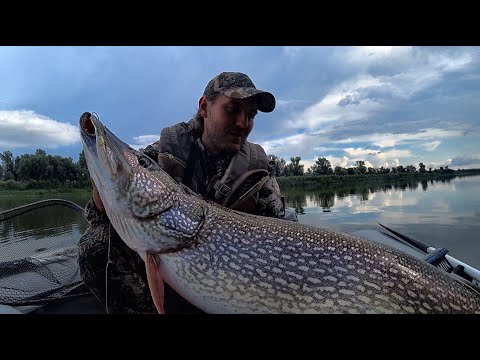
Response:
[79,112,480,314]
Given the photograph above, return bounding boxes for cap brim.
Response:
[221,87,276,113]
[253,91,276,113]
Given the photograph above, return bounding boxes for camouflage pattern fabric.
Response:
[203,72,275,113]
[256,177,284,218]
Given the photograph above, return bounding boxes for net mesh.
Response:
[0,200,91,307]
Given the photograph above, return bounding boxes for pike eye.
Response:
[138,156,152,169]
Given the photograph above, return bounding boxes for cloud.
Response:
[334,128,463,149]
[338,94,360,106]
[0,46,477,171]
[276,99,311,108]
[337,84,396,107]
[341,46,414,67]
[282,47,305,57]
[450,156,480,169]
[280,47,475,135]
[341,46,473,76]
[129,134,160,150]
[364,160,374,168]
[312,146,340,153]
[260,129,424,169]
[337,156,349,168]
[344,148,381,157]
[0,110,79,148]
[285,75,385,130]
[339,149,413,169]
[420,140,441,151]
[388,159,400,168]
[261,133,313,158]
[376,149,413,159]
[427,159,453,169]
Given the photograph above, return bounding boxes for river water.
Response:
[282,175,480,269]
[1,175,479,268]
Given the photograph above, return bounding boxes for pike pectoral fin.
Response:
[145,253,165,314]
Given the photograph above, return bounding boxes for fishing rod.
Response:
[377,222,480,286]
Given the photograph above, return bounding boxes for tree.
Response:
[310,157,332,175]
[286,156,304,176]
[0,150,15,176]
[419,163,426,173]
[355,160,367,174]
[79,150,88,169]
[35,149,47,157]
[405,165,416,173]
[4,171,14,181]
[334,166,347,175]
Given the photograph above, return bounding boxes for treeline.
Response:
[1,148,479,191]
[268,155,468,177]
[0,149,90,190]
[268,155,480,188]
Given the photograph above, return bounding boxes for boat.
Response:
[1,200,479,314]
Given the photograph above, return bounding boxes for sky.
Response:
[1,46,479,171]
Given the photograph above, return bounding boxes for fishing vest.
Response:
[156,120,270,214]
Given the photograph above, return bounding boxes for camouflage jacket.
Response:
[143,119,285,218]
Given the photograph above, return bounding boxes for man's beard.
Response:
[205,110,241,155]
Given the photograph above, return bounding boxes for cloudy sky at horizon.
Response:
[1,46,479,171]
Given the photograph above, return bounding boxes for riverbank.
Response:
[1,170,479,193]
[276,170,480,189]
[0,188,91,196]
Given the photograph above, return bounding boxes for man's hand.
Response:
[91,178,106,213]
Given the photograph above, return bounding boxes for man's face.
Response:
[201,94,258,154]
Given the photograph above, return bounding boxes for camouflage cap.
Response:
[203,72,276,113]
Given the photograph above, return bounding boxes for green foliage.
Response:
[276,170,480,190]
[311,157,332,175]
[286,156,304,176]
[0,148,91,190]
[0,150,15,179]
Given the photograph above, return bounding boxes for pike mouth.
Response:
[80,112,96,137]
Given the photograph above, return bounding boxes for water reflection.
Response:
[0,192,91,212]
[282,175,480,268]
[283,176,460,214]
[0,193,91,262]
[0,206,89,262]
[421,180,428,191]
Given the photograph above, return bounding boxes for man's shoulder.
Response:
[245,140,267,157]
[158,119,196,160]
[139,120,193,159]
[160,119,193,134]
[243,140,268,169]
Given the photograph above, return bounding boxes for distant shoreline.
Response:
[277,170,480,189]
[0,170,479,193]
[0,188,92,195]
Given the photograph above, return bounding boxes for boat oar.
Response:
[377,222,430,253]
[377,222,480,285]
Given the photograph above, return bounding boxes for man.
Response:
[78,72,286,314]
